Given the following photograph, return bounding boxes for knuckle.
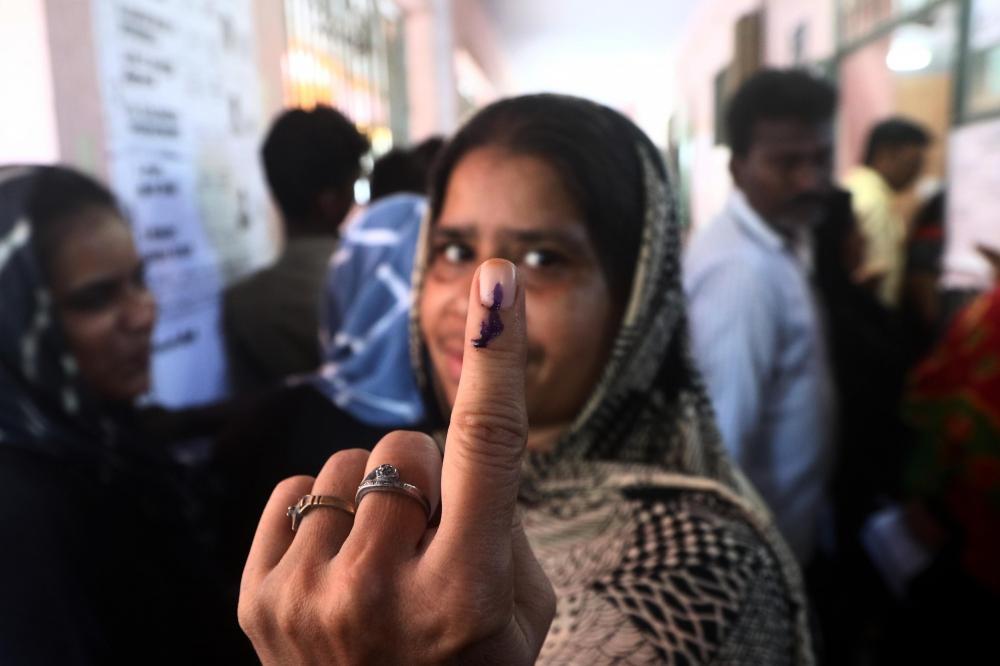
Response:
[337,555,389,608]
[271,572,314,640]
[236,593,264,635]
[450,405,527,462]
[374,430,438,455]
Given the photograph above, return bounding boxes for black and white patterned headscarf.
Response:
[407,96,814,663]
[0,166,129,469]
[407,96,746,494]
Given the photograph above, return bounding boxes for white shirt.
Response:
[683,191,835,562]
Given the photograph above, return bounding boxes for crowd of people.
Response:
[1,68,998,664]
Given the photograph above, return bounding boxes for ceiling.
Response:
[475,0,697,142]
[479,0,695,51]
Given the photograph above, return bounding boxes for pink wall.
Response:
[765,0,835,67]
[674,0,760,231]
[673,0,838,230]
[44,0,107,177]
[835,37,895,176]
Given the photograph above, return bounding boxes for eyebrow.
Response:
[432,224,589,246]
[59,261,144,298]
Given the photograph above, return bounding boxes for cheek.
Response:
[60,311,117,378]
[526,280,616,389]
[418,280,451,340]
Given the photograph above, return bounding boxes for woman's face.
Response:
[419,147,620,443]
[47,206,156,403]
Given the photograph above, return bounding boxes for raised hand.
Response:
[238,259,555,664]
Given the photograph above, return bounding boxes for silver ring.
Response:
[355,464,432,521]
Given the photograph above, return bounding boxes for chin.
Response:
[117,373,151,403]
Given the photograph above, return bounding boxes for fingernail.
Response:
[479,259,516,310]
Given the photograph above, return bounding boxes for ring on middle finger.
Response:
[355,464,432,522]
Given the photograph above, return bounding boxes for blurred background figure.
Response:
[901,191,947,358]
[312,135,443,426]
[684,69,837,565]
[368,136,445,202]
[314,194,427,427]
[885,276,1000,663]
[223,106,369,394]
[0,166,252,663]
[843,118,932,309]
[4,1,1000,663]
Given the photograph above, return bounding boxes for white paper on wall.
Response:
[93,0,274,406]
[943,117,1000,290]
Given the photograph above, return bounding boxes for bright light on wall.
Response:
[0,0,59,163]
[886,27,933,72]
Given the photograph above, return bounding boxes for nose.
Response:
[122,286,156,333]
[446,276,471,321]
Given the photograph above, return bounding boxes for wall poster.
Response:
[93,0,273,406]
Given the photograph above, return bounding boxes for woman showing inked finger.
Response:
[240,95,813,665]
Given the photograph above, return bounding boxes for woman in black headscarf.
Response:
[0,166,252,663]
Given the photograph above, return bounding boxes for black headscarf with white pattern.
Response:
[0,165,138,474]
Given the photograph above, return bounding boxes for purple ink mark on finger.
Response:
[471,283,505,349]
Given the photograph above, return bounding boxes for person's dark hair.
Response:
[369,148,424,201]
[725,69,838,157]
[863,117,931,165]
[412,136,445,177]
[261,105,369,221]
[369,136,446,202]
[429,94,662,305]
[25,166,123,277]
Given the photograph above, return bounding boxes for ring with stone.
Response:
[355,464,432,522]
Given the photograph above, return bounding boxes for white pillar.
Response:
[0,0,59,163]
[399,0,457,140]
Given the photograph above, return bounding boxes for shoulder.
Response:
[339,195,425,247]
[0,446,86,508]
[843,168,891,214]
[0,447,95,552]
[686,215,776,283]
[531,474,807,664]
[0,448,98,635]
[617,486,799,661]
[223,272,259,316]
[684,245,782,321]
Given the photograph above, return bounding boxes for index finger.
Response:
[437,259,527,553]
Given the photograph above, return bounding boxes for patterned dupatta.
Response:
[407,128,813,663]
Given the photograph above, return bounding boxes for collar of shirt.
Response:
[279,236,338,267]
[730,190,814,273]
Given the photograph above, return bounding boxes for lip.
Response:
[119,345,152,376]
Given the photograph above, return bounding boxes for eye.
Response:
[437,241,473,264]
[62,282,118,313]
[523,249,563,269]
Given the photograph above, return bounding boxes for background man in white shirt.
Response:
[684,69,838,564]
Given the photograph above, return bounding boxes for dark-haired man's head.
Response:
[261,105,369,236]
[863,118,931,192]
[369,148,423,202]
[368,136,445,202]
[726,69,838,235]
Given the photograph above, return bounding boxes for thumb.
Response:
[438,258,528,551]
